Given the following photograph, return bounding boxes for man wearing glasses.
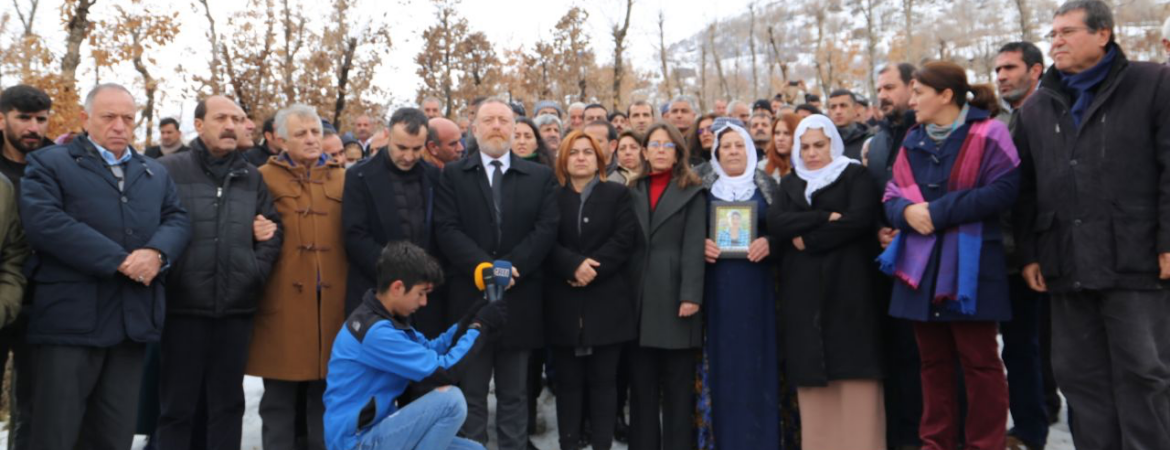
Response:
[1012,1,1170,448]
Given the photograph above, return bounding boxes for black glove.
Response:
[472,300,508,334]
[451,300,489,343]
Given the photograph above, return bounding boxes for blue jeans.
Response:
[352,387,484,450]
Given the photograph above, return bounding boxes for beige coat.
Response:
[247,156,347,381]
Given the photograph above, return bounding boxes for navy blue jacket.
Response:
[884,108,1019,322]
[20,136,191,346]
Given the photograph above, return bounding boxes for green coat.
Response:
[0,176,28,327]
[630,178,706,349]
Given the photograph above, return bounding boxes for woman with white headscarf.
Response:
[694,123,792,450]
[767,114,886,450]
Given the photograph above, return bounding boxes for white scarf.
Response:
[709,123,759,201]
[792,114,859,204]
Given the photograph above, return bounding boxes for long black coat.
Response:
[20,136,191,347]
[630,178,706,350]
[342,152,440,326]
[157,140,283,317]
[434,152,559,350]
[1013,46,1170,293]
[544,181,639,348]
[768,164,884,386]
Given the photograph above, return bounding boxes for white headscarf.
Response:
[792,114,859,204]
[709,123,760,201]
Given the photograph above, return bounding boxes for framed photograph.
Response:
[709,201,758,259]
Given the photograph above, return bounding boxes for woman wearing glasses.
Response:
[627,122,706,450]
[687,113,718,166]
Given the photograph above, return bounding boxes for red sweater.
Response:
[649,170,672,210]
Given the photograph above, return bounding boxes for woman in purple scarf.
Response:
[877,61,1020,450]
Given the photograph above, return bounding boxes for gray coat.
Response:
[630,177,707,349]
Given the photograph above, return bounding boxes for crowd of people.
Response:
[0,1,1168,450]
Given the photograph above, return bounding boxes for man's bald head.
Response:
[426,117,465,163]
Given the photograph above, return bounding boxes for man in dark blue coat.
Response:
[20,83,191,450]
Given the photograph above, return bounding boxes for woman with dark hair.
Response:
[769,114,885,450]
[628,122,705,450]
[545,130,640,450]
[878,60,1016,450]
[513,116,554,166]
[760,113,801,182]
[687,113,717,166]
[611,130,643,186]
[696,123,785,449]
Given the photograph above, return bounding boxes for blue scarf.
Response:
[1059,45,1117,128]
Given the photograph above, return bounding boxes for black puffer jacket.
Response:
[1013,46,1170,293]
[158,139,283,316]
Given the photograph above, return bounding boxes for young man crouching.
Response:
[324,242,506,450]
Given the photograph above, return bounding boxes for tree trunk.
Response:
[708,24,731,100]
[902,0,915,62]
[14,0,41,77]
[611,0,633,111]
[748,3,758,99]
[131,29,156,147]
[1014,0,1033,41]
[198,0,222,93]
[60,0,95,86]
[657,11,671,99]
[863,0,878,99]
[334,37,357,125]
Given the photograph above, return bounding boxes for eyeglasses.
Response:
[1045,26,1091,41]
[646,142,677,150]
[698,126,713,135]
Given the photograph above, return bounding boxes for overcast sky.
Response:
[5,0,756,132]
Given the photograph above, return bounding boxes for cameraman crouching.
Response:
[324,242,506,450]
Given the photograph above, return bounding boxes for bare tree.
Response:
[196,0,222,92]
[610,0,633,111]
[61,0,96,86]
[854,0,883,99]
[281,0,307,104]
[657,11,671,98]
[749,2,759,99]
[1012,0,1035,41]
[708,23,731,100]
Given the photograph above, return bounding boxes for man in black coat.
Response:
[1013,2,1170,448]
[242,116,282,167]
[434,98,559,450]
[827,89,872,160]
[20,83,191,450]
[342,107,442,335]
[143,117,189,158]
[154,95,283,450]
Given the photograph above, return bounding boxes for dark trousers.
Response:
[459,344,529,450]
[29,341,146,450]
[914,321,1008,450]
[1051,289,1170,450]
[999,276,1049,447]
[157,315,253,450]
[628,346,695,450]
[0,314,34,450]
[260,379,326,450]
[884,316,924,448]
[551,344,622,450]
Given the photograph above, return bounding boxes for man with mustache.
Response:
[1014,1,1170,448]
[153,95,283,449]
[0,84,41,450]
[434,98,559,450]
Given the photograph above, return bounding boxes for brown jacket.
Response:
[247,155,348,381]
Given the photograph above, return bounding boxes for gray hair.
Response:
[532,114,562,131]
[726,100,748,114]
[1162,15,1170,41]
[474,97,513,119]
[274,104,321,140]
[84,83,135,114]
[421,96,442,107]
[669,95,698,113]
[1055,0,1114,42]
[568,102,586,112]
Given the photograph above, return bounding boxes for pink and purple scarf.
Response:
[877,119,1019,315]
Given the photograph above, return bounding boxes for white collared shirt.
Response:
[480,151,511,187]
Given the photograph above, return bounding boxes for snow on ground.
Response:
[120,375,1072,450]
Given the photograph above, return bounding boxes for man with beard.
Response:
[0,84,44,450]
[154,95,282,450]
[435,98,558,450]
[826,89,871,160]
[144,118,189,158]
[748,112,773,159]
[993,40,1053,450]
[627,100,655,136]
[863,63,923,450]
